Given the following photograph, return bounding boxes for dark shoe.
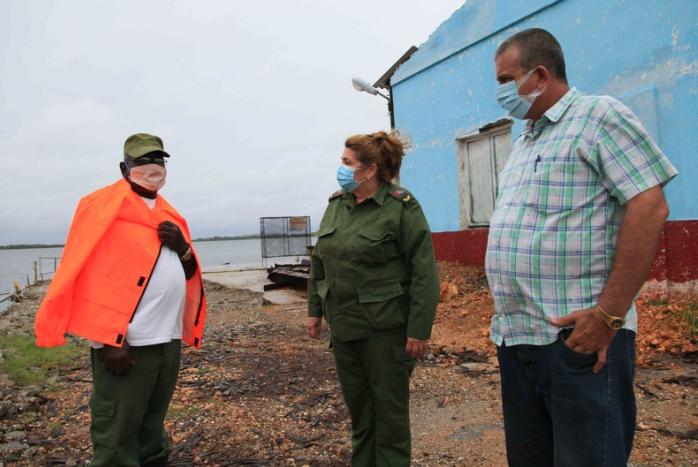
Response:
[141,457,168,467]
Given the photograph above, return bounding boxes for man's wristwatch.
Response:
[595,304,625,330]
[180,245,193,261]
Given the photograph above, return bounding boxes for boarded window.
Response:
[456,120,512,228]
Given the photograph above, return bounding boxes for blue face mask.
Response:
[336,164,363,192]
[496,68,544,120]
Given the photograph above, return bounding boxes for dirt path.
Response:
[0,281,696,466]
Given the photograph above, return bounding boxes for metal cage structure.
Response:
[259,216,312,259]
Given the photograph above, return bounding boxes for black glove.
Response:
[158,221,188,256]
[99,342,134,376]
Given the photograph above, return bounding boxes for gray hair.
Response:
[496,28,568,83]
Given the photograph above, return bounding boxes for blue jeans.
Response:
[496,329,636,467]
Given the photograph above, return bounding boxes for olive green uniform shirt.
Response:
[308,183,439,342]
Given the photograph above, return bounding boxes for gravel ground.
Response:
[0,274,695,466]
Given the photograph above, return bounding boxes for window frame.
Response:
[456,120,513,229]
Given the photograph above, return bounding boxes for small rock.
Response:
[65,459,77,467]
[4,431,26,442]
[24,446,39,457]
[0,441,23,455]
[26,435,43,446]
[0,402,10,419]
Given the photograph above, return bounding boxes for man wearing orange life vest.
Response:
[34,133,207,467]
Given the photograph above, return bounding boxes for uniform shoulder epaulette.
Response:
[329,189,345,201]
[389,187,413,203]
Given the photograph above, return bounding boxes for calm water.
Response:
[0,239,305,310]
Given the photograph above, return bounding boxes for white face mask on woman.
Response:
[127,163,167,192]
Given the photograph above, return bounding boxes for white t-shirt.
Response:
[91,196,186,348]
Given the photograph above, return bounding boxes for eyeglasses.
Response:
[126,156,167,167]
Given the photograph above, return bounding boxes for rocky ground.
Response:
[0,264,696,466]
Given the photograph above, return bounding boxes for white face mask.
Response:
[128,163,167,192]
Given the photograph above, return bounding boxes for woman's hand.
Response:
[306,317,322,338]
[406,337,429,358]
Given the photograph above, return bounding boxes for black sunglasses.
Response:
[126,156,167,167]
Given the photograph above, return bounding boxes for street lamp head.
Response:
[351,77,379,95]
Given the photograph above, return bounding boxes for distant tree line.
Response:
[0,244,65,250]
[193,235,260,242]
[1,232,318,250]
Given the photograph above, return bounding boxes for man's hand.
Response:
[549,308,616,373]
[99,341,134,376]
[406,337,429,359]
[306,317,322,338]
[158,221,188,256]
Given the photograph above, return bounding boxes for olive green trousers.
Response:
[89,340,181,467]
[332,329,415,467]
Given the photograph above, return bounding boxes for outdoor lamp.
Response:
[352,77,390,101]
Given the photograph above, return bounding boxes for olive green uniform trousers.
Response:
[89,340,181,467]
[332,329,415,467]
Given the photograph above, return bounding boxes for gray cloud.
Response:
[0,0,464,244]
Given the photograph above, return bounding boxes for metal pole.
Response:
[387,84,395,130]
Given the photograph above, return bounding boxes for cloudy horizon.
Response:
[0,0,465,245]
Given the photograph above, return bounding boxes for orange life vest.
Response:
[34,179,207,348]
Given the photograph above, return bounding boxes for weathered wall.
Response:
[432,221,698,285]
[392,0,698,283]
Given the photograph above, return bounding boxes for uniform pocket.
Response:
[317,226,336,238]
[89,394,116,449]
[358,282,404,303]
[359,283,406,330]
[315,226,337,260]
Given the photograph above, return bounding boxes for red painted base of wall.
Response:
[432,220,698,283]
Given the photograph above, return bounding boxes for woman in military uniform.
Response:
[306,130,439,467]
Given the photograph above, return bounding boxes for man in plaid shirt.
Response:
[486,29,677,466]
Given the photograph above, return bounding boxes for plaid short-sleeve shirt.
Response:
[485,87,678,346]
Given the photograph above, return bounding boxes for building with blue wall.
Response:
[386,0,698,288]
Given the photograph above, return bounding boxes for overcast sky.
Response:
[0,0,465,244]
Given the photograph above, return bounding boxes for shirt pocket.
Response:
[355,230,401,263]
[315,226,336,258]
[523,158,586,214]
[358,282,406,330]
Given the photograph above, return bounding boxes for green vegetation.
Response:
[166,402,205,420]
[645,297,669,307]
[683,304,698,340]
[0,334,83,386]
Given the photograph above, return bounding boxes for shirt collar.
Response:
[523,87,581,136]
[344,182,390,207]
[371,182,390,206]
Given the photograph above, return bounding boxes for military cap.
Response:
[123,133,170,159]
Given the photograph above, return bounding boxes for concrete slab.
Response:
[203,268,306,305]
[203,268,267,292]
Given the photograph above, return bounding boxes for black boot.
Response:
[141,457,168,467]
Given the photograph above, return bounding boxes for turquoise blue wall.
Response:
[392,0,698,232]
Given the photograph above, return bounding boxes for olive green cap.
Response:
[123,133,170,159]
